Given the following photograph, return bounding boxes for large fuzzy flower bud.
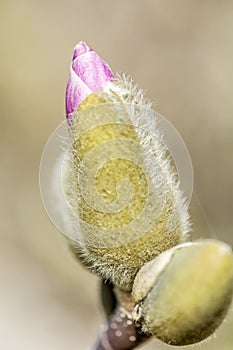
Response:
[62,42,191,291]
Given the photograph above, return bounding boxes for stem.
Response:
[93,282,151,350]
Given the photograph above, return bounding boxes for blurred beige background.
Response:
[0,0,233,349]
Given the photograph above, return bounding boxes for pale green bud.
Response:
[132,239,233,345]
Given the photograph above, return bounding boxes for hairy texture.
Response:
[62,76,190,290]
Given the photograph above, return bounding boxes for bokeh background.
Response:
[1,0,233,349]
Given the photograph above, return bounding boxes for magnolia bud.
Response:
[40,42,192,291]
[132,240,233,345]
[61,43,192,291]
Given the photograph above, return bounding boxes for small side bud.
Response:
[132,240,233,346]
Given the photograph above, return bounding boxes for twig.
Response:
[93,282,151,350]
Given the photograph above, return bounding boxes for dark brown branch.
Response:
[93,284,151,350]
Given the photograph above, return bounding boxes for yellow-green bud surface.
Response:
[132,240,233,345]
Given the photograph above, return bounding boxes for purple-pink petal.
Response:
[65,41,114,124]
[65,68,91,125]
[72,41,92,60]
[72,50,114,93]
